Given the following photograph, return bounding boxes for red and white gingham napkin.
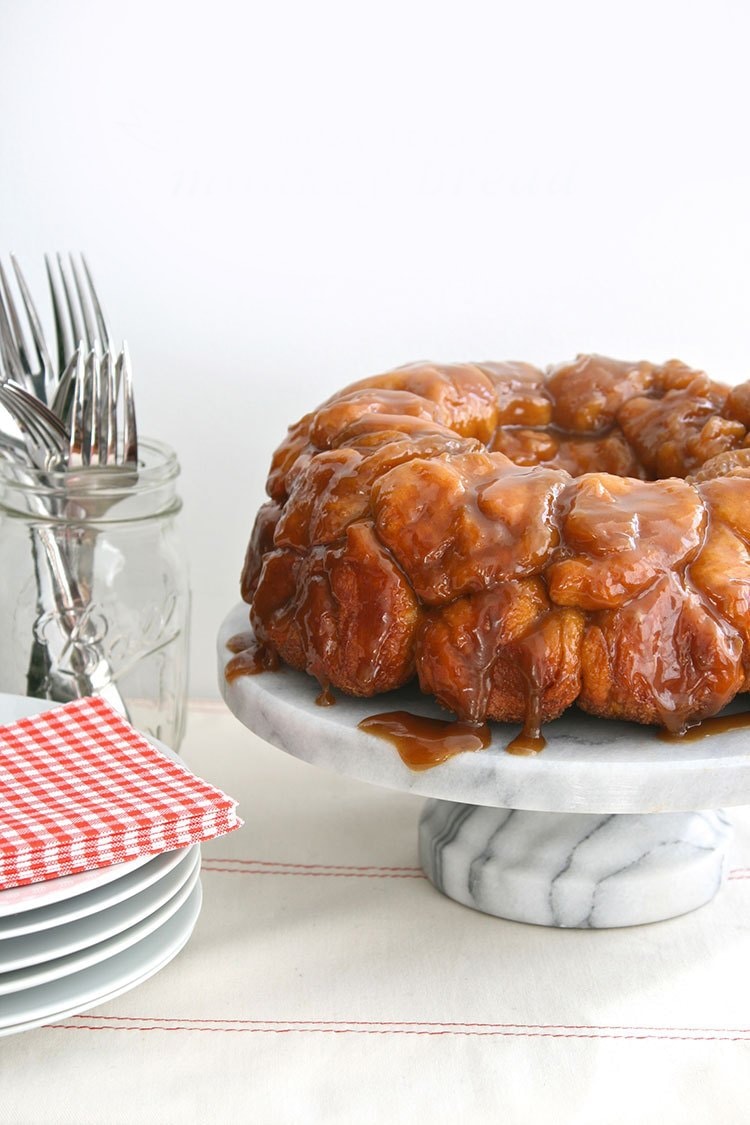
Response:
[0,696,242,891]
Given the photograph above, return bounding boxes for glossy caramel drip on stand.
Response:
[658,710,750,743]
[315,684,336,707]
[358,711,491,771]
[506,730,547,756]
[508,626,548,756]
[224,631,280,681]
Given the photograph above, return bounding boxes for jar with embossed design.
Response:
[0,438,190,749]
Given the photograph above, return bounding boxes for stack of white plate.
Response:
[0,695,203,1037]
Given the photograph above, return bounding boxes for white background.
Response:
[1,0,749,698]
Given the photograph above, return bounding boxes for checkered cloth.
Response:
[0,696,242,891]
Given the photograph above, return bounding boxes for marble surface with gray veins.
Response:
[418,802,732,927]
[219,604,750,815]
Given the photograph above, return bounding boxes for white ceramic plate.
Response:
[0,844,194,940]
[0,858,201,996]
[0,852,155,919]
[0,693,183,917]
[0,846,200,972]
[0,881,202,1036]
[6,952,181,1038]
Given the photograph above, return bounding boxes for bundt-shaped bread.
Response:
[241,355,750,735]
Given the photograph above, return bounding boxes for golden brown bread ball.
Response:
[251,522,419,697]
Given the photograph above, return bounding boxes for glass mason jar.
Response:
[0,439,190,750]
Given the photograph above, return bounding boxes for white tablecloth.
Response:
[3,701,750,1123]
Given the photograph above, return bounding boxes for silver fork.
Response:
[0,263,131,716]
[0,257,56,405]
[0,382,128,714]
[45,253,113,371]
[0,256,138,471]
[25,521,131,714]
[46,255,137,468]
[58,342,138,713]
[0,380,69,470]
[68,345,138,470]
[47,253,109,425]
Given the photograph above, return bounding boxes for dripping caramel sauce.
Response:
[508,628,547,756]
[226,631,255,654]
[224,631,280,682]
[315,684,336,707]
[226,632,748,762]
[658,709,750,743]
[358,703,750,768]
[358,711,491,771]
[505,730,547,756]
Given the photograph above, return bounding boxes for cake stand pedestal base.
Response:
[418,802,732,928]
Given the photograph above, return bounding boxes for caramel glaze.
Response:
[224,631,281,681]
[658,710,750,743]
[226,631,255,654]
[358,711,491,770]
[506,731,547,756]
[240,355,750,748]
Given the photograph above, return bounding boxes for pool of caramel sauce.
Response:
[357,711,491,770]
[659,710,750,743]
[359,706,750,770]
[505,730,547,756]
[357,710,547,768]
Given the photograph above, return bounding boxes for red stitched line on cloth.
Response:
[65,1015,750,1034]
[203,858,423,872]
[200,866,426,879]
[47,1025,750,1041]
[199,862,750,883]
[203,858,749,878]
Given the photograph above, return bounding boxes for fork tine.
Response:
[91,348,109,467]
[45,253,73,375]
[56,252,86,354]
[117,342,138,466]
[0,382,68,467]
[10,256,55,402]
[0,261,37,392]
[82,349,98,466]
[0,261,30,372]
[0,283,26,386]
[70,256,99,353]
[68,352,87,469]
[3,390,48,451]
[6,381,69,444]
[100,351,116,466]
[81,256,113,353]
[51,343,83,421]
[0,386,41,454]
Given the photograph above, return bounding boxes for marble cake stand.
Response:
[218,603,750,929]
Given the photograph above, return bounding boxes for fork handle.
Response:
[25,525,130,717]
